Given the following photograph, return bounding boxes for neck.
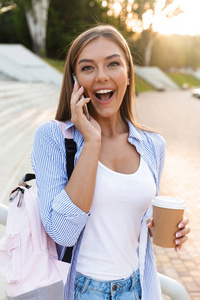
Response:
[96,114,128,138]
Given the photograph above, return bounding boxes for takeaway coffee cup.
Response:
[152,196,186,248]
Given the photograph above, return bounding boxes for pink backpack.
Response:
[0,121,74,299]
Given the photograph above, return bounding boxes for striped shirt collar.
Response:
[65,119,143,141]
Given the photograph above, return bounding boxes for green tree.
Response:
[105,0,183,66]
[0,1,32,48]
[47,0,117,59]
[151,35,173,70]
[0,9,18,43]
[150,34,200,71]
[1,0,50,56]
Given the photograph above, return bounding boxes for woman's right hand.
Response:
[70,83,101,144]
[66,83,101,213]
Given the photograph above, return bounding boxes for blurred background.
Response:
[1,0,200,89]
[0,1,200,299]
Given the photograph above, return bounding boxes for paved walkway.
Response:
[0,84,200,299]
[137,89,200,300]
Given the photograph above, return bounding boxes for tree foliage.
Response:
[105,0,183,65]
[0,0,115,57]
[0,0,32,48]
[151,34,200,70]
[1,0,200,71]
[104,0,181,32]
[47,0,117,58]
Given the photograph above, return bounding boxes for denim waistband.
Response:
[75,269,140,294]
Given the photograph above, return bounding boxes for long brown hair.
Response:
[55,25,148,130]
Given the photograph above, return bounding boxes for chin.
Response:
[89,103,118,119]
[96,111,117,120]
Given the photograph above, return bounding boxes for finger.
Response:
[75,97,91,114]
[71,82,80,96]
[73,82,80,89]
[76,97,91,106]
[175,235,188,252]
[146,217,153,228]
[71,97,91,124]
[73,86,85,103]
[178,217,189,229]
[71,85,84,105]
[175,244,182,252]
[176,226,190,238]
[71,87,85,116]
[175,235,188,247]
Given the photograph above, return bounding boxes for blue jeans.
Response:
[74,269,141,300]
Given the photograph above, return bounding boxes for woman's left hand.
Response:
[174,217,190,252]
[146,217,190,252]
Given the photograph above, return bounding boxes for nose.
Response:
[95,67,109,82]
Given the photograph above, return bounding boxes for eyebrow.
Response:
[78,54,121,64]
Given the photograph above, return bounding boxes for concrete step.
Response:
[0,81,59,205]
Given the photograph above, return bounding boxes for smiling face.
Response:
[75,37,130,122]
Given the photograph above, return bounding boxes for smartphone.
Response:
[72,74,89,119]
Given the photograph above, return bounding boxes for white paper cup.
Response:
[152,196,186,248]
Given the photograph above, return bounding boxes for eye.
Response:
[81,65,94,71]
[108,61,120,67]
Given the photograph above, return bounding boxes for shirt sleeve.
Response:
[31,121,89,246]
[156,134,166,195]
[151,132,166,195]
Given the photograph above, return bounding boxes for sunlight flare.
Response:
[101,0,200,36]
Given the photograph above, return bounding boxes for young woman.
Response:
[32,25,190,300]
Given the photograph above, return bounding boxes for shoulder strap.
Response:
[53,120,73,139]
[53,120,77,264]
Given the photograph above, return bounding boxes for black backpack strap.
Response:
[62,138,77,263]
[21,173,36,181]
[65,139,77,180]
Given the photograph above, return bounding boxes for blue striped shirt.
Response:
[31,119,166,300]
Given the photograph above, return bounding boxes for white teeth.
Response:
[96,89,113,94]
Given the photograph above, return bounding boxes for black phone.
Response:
[72,74,89,119]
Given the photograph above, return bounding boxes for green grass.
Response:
[43,58,65,73]
[166,72,200,88]
[135,75,155,92]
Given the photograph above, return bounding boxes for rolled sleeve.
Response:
[53,189,89,220]
[50,189,89,246]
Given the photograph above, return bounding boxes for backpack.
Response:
[0,120,76,300]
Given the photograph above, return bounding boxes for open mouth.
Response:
[95,89,114,101]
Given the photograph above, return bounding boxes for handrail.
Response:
[158,272,188,299]
[0,204,189,299]
[0,203,8,226]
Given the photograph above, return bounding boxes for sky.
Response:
[105,0,200,36]
[149,0,200,36]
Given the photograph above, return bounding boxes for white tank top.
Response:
[76,157,156,280]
